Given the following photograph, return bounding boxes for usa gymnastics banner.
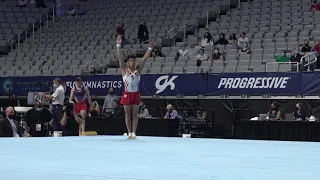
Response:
[0,72,319,97]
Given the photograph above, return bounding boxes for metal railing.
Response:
[166,27,177,46]
[167,28,177,39]
[10,11,51,50]
[114,48,131,60]
[17,30,28,48]
[266,61,300,72]
[85,59,104,72]
[15,0,63,49]
[300,52,318,71]
[183,19,198,43]
[52,0,63,23]
[32,14,49,39]
[206,7,220,28]
[140,39,152,49]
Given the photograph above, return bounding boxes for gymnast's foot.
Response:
[131,132,136,139]
[127,132,132,139]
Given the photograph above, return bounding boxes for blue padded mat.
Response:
[0,136,319,180]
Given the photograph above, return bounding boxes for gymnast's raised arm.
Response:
[116,35,126,76]
[137,40,156,74]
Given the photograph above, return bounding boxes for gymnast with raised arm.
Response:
[116,35,155,139]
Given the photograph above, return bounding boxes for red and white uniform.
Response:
[120,69,141,105]
[74,86,88,113]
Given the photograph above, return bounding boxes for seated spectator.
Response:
[152,46,163,57]
[301,40,312,53]
[290,47,303,63]
[267,102,281,121]
[164,104,179,119]
[74,4,85,15]
[67,5,75,16]
[35,0,47,8]
[17,0,28,7]
[238,41,251,55]
[291,47,304,70]
[196,107,207,120]
[112,99,124,117]
[138,102,150,118]
[0,107,21,137]
[195,48,208,66]
[188,42,202,57]
[201,32,214,46]
[313,40,320,54]
[293,103,306,120]
[238,32,250,49]
[211,48,223,60]
[232,39,240,50]
[276,50,290,63]
[89,101,101,116]
[90,67,97,75]
[214,33,229,45]
[309,0,320,11]
[313,40,320,68]
[175,45,189,61]
[229,33,237,43]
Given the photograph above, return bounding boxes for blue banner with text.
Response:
[0,72,319,97]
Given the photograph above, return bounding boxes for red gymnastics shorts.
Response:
[120,91,140,105]
[75,101,88,113]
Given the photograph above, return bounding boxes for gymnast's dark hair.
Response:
[125,54,136,63]
[75,77,83,82]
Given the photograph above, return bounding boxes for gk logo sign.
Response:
[155,75,178,94]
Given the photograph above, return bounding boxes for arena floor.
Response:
[0,136,319,180]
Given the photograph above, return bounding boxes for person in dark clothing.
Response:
[24,100,52,137]
[211,47,223,60]
[35,0,47,8]
[113,99,124,117]
[290,48,303,63]
[0,107,21,137]
[229,33,237,42]
[89,101,101,116]
[214,33,229,45]
[267,102,281,120]
[290,48,304,71]
[152,46,163,57]
[293,103,306,120]
[74,4,85,15]
[60,101,84,136]
[301,40,312,53]
[137,20,149,44]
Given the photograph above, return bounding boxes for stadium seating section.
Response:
[0,0,319,76]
